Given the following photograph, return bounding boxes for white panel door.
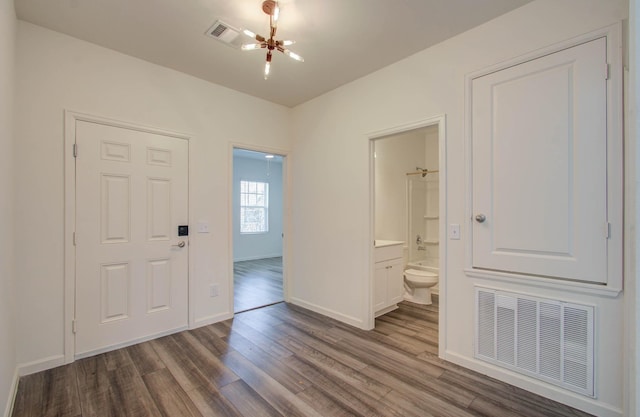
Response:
[75,121,188,356]
[471,38,608,283]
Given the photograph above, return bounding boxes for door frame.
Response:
[367,114,447,355]
[228,143,291,314]
[63,110,193,364]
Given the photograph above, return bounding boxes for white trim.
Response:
[3,368,19,417]
[463,23,624,294]
[17,355,65,377]
[443,350,622,417]
[366,114,447,350]
[192,311,234,328]
[75,326,188,360]
[187,135,195,329]
[229,142,292,315]
[366,138,376,331]
[625,1,640,415]
[64,110,193,364]
[289,297,365,329]
[465,268,622,297]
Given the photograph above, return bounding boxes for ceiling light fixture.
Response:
[241,0,304,79]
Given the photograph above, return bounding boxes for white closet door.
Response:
[471,38,608,283]
[75,121,189,357]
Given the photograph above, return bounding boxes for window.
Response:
[240,180,269,233]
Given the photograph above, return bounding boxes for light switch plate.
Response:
[449,224,461,240]
[197,222,210,233]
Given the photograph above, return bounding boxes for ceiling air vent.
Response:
[205,20,245,49]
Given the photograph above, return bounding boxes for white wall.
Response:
[290,1,628,415]
[233,156,283,261]
[0,1,16,415]
[0,0,16,416]
[14,22,291,370]
[374,129,425,242]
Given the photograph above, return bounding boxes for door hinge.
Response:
[73,232,76,246]
[605,222,611,239]
[72,320,77,334]
[605,63,610,80]
[73,143,78,158]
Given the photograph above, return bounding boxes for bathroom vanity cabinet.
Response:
[374,241,404,317]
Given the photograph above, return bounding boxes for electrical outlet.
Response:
[209,284,219,297]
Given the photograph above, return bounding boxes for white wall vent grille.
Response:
[475,288,594,397]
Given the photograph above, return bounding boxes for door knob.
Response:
[172,241,186,248]
[475,214,486,223]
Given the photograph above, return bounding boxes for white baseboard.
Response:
[3,367,19,417]
[74,326,188,360]
[192,311,234,329]
[289,297,365,329]
[17,354,65,377]
[443,350,623,417]
[15,312,232,378]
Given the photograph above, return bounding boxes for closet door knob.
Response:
[475,214,486,223]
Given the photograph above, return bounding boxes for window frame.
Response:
[239,180,269,234]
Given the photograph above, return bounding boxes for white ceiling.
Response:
[15,0,533,107]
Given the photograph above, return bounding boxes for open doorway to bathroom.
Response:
[232,148,285,313]
[370,116,445,353]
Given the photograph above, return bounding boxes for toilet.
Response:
[403,269,438,305]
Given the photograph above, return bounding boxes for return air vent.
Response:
[475,287,594,397]
[205,20,245,49]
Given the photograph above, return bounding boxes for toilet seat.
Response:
[404,269,438,284]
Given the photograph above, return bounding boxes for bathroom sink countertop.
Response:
[374,240,405,248]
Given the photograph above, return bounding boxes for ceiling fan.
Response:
[241,0,304,79]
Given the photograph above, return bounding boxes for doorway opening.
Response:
[232,148,285,313]
[369,115,446,355]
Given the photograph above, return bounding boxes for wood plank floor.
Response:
[11,301,594,417]
[234,257,284,313]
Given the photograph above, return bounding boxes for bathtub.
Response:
[406,261,439,294]
[407,260,438,272]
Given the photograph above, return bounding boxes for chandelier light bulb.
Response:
[241,43,260,51]
[264,61,271,79]
[284,50,304,62]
